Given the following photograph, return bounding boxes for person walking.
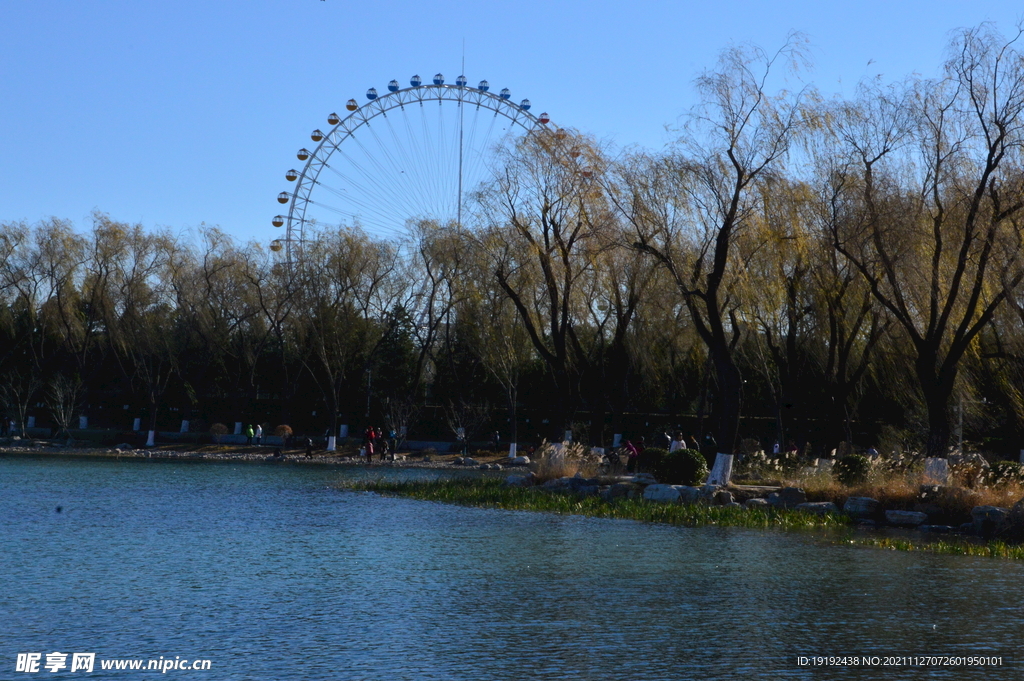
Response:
[364,426,376,462]
[244,424,254,446]
[255,424,263,446]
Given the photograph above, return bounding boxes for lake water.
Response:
[1,455,1020,680]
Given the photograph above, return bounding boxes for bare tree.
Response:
[614,39,810,465]
[823,26,1024,457]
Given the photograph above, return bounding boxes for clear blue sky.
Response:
[1,0,1020,246]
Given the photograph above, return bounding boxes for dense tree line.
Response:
[4,26,1024,458]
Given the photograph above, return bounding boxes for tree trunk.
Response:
[712,347,742,456]
[917,353,956,458]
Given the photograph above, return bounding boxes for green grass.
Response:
[345,477,1024,560]
[343,477,848,531]
[852,536,1024,560]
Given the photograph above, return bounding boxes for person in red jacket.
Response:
[364,427,376,462]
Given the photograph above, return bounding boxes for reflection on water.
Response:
[1,456,1020,679]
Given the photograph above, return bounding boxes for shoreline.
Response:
[0,441,513,470]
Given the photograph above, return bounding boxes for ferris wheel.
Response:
[271,73,552,263]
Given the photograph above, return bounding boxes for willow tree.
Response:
[615,41,809,477]
[824,26,1024,458]
[476,129,613,439]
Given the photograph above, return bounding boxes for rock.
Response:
[912,502,944,518]
[505,473,536,487]
[744,497,770,509]
[948,451,990,469]
[601,482,642,501]
[463,457,478,466]
[767,487,807,509]
[479,464,489,470]
[643,484,682,503]
[919,525,954,533]
[115,442,134,450]
[677,486,702,505]
[843,496,880,519]
[422,455,431,462]
[959,522,976,534]
[795,501,840,515]
[541,477,570,490]
[855,519,877,527]
[509,455,530,465]
[453,457,464,465]
[714,490,734,506]
[971,506,1010,538]
[922,457,950,485]
[631,473,657,485]
[723,501,743,509]
[492,464,502,470]
[575,484,600,497]
[885,510,929,527]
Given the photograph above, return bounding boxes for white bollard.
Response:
[146,430,156,447]
[612,433,622,448]
[339,424,349,438]
[133,418,141,431]
[234,422,242,435]
[706,453,734,486]
[27,416,35,428]
[180,420,189,433]
[564,429,573,443]
[79,416,88,429]
[508,442,517,458]
[326,435,336,452]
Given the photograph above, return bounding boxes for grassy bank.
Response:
[347,477,1024,560]
[344,477,848,531]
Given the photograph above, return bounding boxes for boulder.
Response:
[631,473,657,485]
[714,490,734,506]
[115,442,134,450]
[509,456,531,466]
[463,457,478,466]
[767,487,807,509]
[795,501,840,516]
[843,496,880,519]
[885,510,929,527]
[453,457,464,465]
[922,457,950,485]
[723,501,743,509]
[479,464,490,470]
[744,497,770,509]
[698,485,721,504]
[919,525,954,533]
[601,482,642,501]
[677,486,702,505]
[643,484,682,503]
[971,506,1010,538]
[912,502,944,518]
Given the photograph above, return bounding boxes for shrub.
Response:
[985,461,1024,488]
[209,423,228,445]
[635,447,668,474]
[274,424,293,438]
[835,454,872,486]
[654,448,708,486]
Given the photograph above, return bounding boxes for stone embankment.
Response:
[504,472,1024,541]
